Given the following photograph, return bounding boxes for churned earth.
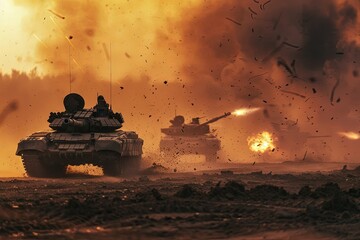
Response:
[0,161,360,240]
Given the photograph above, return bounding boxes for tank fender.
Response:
[95,138,123,154]
[16,139,47,155]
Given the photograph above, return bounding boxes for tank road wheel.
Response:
[22,154,67,178]
[100,152,122,176]
[205,151,218,162]
[102,160,122,177]
[121,156,141,176]
[101,153,141,177]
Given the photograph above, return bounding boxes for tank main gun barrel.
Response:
[197,112,231,127]
[62,118,88,132]
[63,118,85,127]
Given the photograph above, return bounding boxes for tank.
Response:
[16,93,143,178]
[271,120,330,156]
[160,112,231,162]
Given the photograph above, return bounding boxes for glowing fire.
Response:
[232,107,260,117]
[338,132,360,140]
[247,131,275,153]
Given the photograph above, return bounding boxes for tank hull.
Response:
[16,131,143,177]
[159,134,220,162]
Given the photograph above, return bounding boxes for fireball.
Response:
[247,131,275,153]
[338,131,360,140]
[232,107,260,117]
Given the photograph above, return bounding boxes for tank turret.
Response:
[271,120,331,157]
[197,112,231,127]
[16,93,143,178]
[48,93,124,132]
[160,112,231,162]
[161,112,231,136]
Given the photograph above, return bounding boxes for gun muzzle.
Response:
[62,118,88,132]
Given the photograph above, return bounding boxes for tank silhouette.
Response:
[16,93,143,178]
[160,112,231,162]
[271,120,330,155]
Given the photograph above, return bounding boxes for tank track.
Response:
[22,154,67,178]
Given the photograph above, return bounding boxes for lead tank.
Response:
[16,93,143,178]
[160,112,231,162]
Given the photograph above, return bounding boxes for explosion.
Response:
[232,108,261,117]
[338,132,360,140]
[247,131,275,154]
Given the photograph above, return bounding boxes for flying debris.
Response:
[248,7,258,16]
[262,41,299,63]
[330,78,340,105]
[48,9,65,19]
[262,0,272,10]
[277,58,297,78]
[280,90,306,99]
[225,17,242,26]
[248,72,268,81]
[32,34,48,48]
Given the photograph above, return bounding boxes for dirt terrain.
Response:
[1,161,360,240]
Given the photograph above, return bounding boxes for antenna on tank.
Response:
[68,44,72,93]
[109,42,113,110]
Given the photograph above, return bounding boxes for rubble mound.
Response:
[298,185,312,197]
[248,184,289,200]
[321,193,358,213]
[313,182,341,198]
[352,165,360,172]
[174,185,204,199]
[208,181,245,200]
[348,188,360,198]
[135,188,163,202]
[141,163,170,175]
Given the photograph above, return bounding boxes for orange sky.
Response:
[0,1,36,73]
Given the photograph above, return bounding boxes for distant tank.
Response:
[271,120,330,155]
[16,93,143,178]
[160,112,231,162]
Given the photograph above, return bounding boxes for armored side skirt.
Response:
[160,136,221,155]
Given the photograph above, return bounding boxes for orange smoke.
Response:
[247,131,276,154]
[0,101,18,126]
[10,0,202,80]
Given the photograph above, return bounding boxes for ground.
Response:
[0,161,360,240]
